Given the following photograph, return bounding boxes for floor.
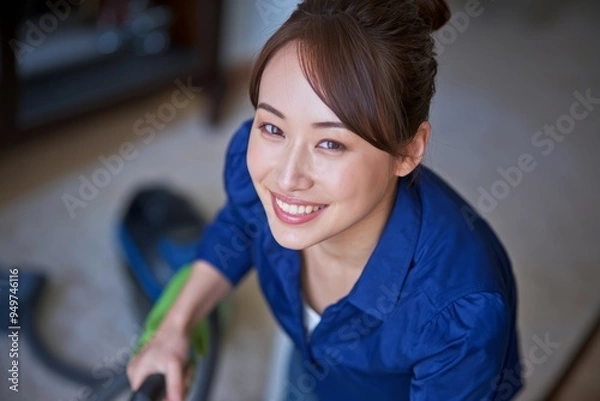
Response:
[0,76,279,401]
[1,2,599,401]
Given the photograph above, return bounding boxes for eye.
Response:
[259,123,283,137]
[318,140,345,151]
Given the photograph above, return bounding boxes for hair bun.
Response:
[414,0,451,31]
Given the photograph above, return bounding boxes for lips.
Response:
[270,191,328,225]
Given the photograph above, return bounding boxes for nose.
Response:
[276,144,313,193]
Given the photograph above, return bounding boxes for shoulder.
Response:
[408,291,516,379]
[407,166,517,312]
[222,118,257,207]
[225,118,253,157]
[419,291,511,345]
[390,289,515,372]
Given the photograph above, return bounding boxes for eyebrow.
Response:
[257,102,347,130]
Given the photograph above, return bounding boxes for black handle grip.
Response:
[130,373,166,401]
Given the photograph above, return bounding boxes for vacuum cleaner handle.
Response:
[130,373,166,401]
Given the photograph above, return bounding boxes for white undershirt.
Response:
[303,299,322,336]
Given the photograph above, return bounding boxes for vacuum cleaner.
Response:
[117,185,207,316]
[0,184,221,401]
[116,184,222,401]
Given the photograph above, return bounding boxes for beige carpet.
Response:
[0,90,277,401]
[1,4,599,401]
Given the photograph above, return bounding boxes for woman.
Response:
[127,1,523,400]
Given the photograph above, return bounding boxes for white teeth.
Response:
[274,197,325,216]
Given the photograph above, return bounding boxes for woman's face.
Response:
[247,42,403,251]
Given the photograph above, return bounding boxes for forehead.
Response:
[258,42,341,123]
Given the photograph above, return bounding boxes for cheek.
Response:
[246,133,264,179]
[318,167,358,202]
[322,160,392,204]
[247,134,279,184]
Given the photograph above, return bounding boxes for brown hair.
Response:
[249,0,450,161]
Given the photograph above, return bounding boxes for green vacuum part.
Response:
[132,264,209,358]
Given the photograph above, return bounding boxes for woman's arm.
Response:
[128,120,257,401]
[160,259,232,337]
[127,259,232,401]
[410,292,522,400]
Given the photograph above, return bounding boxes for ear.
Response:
[393,121,431,177]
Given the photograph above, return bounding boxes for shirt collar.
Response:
[345,172,422,317]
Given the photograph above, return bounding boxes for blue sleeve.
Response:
[410,292,519,400]
[196,119,260,286]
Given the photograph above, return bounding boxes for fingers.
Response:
[183,365,194,389]
[125,330,189,401]
[126,356,143,391]
[126,353,168,394]
[166,358,184,401]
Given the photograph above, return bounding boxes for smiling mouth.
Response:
[269,192,328,224]
[274,197,327,216]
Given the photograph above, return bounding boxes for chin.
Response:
[268,223,318,250]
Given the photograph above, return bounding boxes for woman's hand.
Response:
[127,326,191,401]
[127,260,233,400]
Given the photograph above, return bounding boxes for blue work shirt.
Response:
[196,119,523,400]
